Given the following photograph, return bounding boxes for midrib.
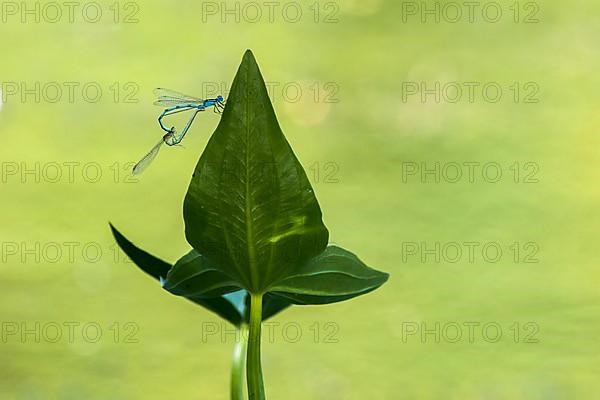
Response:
[244,66,258,291]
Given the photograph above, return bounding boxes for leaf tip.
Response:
[109,222,121,240]
[241,49,259,70]
[380,271,390,285]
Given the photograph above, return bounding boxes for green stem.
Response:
[247,293,265,400]
[230,324,249,400]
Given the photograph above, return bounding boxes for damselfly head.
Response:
[214,96,225,114]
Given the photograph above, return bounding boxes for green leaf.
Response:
[164,250,242,297]
[109,224,291,324]
[110,223,171,281]
[261,293,292,319]
[183,50,329,293]
[268,246,389,305]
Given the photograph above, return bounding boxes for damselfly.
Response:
[132,88,225,175]
[154,88,225,140]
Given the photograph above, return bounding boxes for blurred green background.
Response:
[1,0,599,398]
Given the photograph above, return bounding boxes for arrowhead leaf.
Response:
[183,50,329,293]
[268,246,389,305]
[112,50,390,400]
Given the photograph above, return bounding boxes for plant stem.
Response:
[231,323,249,400]
[247,293,265,400]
